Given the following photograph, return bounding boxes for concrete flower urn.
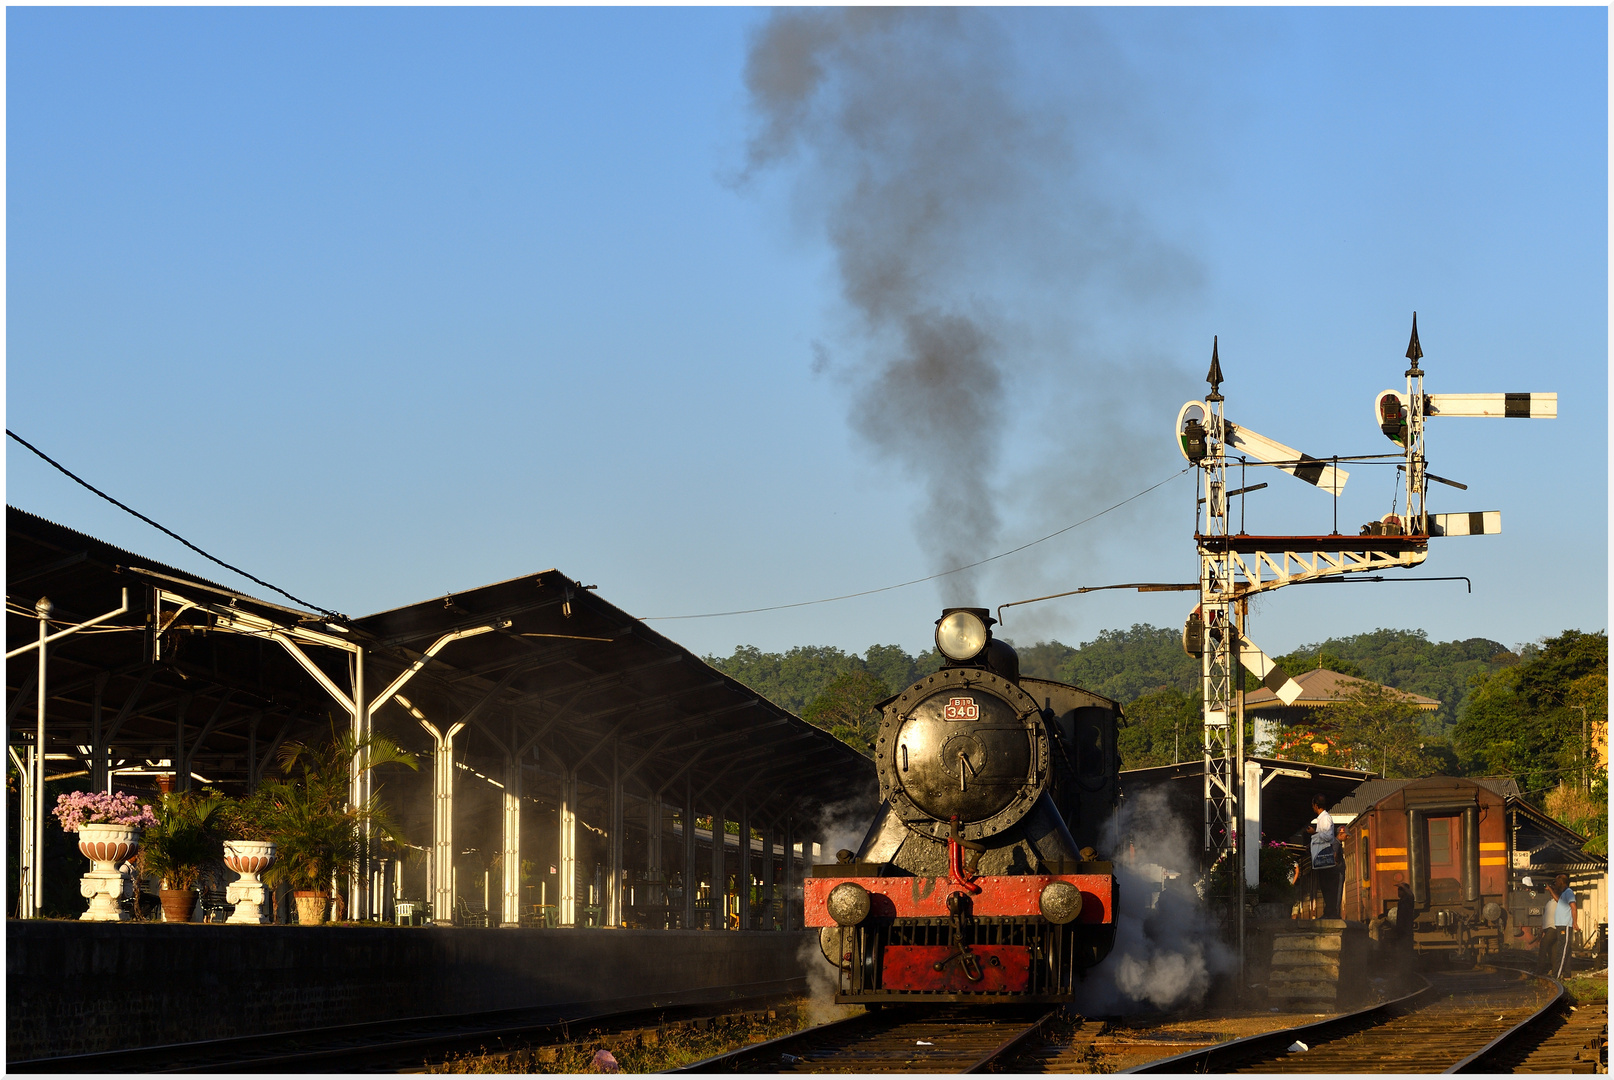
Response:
[223,840,277,924]
[77,823,142,921]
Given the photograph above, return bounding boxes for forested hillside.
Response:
[708,625,1606,852]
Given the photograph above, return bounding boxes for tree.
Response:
[1116,687,1203,769]
[1056,624,1199,703]
[1455,630,1608,796]
[801,671,890,759]
[1320,681,1436,778]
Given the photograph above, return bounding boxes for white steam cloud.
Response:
[1077,786,1235,1013]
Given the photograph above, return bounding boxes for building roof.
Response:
[1244,667,1440,712]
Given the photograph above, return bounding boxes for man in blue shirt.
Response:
[1537,874,1577,977]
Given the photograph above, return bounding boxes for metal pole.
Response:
[1236,597,1248,981]
[711,806,725,930]
[737,799,750,930]
[501,746,521,927]
[11,745,34,918]
[34,597,51,917]
[608,741,623,926]
[783,815,796,932]
[90,674,106,794]
[559,767,577,926]
[352,651,368,921]
[682,777,696,930]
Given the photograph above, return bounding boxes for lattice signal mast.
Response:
[1174,315,1555,889]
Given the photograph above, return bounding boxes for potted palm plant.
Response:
[257,731,417,924]
[136,788,229,923]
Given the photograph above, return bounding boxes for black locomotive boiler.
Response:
[805,608,1121,1004]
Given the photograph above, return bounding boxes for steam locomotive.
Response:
[804,609,1121,1004]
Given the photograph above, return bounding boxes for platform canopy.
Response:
[8,505,875,925]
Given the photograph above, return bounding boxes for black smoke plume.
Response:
[740,9,1199,608]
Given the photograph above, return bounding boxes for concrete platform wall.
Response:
[7,923,814,1062]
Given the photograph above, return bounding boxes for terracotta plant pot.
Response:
[159,887,198,923]
[292,890,330,925]
[77,824,142,922]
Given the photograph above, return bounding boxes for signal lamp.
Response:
[936,610,989,662]
[1181,418,1209,463]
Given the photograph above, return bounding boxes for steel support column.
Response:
[647,786,665,917]
[10,744,35,919]
[607,741,623,927]
[737,799,750,930]
[89,673,107,793]
[783,816,796,932]
[559,768,578,927]
[761,820,776,931]
[500,748,522,928]
[683,778,696,930]
[710,805,726,930]
[351,651,370,920]
[34,597,49,918]
[420,717,464,926]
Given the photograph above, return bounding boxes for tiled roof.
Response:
[1245,667,1440,711]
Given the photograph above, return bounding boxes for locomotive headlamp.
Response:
[936,610,989,662]
[827,882,871,926]
[1039,880,1083,924]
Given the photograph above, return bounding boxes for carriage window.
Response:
[1428,817,1452,866]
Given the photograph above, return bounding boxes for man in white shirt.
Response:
[1306,794,1341,919]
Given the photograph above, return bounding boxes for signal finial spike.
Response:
[1206,336,1224,401]
[1405,312,1423,373]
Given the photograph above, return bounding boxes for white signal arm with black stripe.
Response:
[1424,393,1557,419]
[1208,414,1349,496]
[1237,631,1304,706]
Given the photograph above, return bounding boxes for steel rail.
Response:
[1128,965,1571,1075]
[675,1006,1062,1074]
[962,1007,1063,1073]
[10,983,804,1074]
[1124,974,1433,1073]
[671,1013,875,1072]
[1447,971,1566,1073]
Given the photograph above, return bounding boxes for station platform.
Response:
[7,921,814,1062]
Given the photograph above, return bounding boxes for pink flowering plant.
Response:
[52,790,157,833]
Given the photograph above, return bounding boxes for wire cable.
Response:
[7,428,345,620]
[641,466,1192,621]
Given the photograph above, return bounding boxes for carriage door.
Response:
[1422,814,1463,906]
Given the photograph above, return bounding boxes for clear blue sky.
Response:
[7,7,1606,663]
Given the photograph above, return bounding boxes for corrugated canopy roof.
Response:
[7,506,874,835]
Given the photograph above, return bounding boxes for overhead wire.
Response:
[641,467,1193,621]
[7,428,345,620]
[11,424,1191,628]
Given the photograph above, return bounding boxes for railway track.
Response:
[676,1005,1061,1073]
[1130,965,1591,1074]
[10,994,797,1073]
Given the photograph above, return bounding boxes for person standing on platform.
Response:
[1306,794,1342,919]
[1539,874,1577,977]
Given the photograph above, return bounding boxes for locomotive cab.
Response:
[804,609,1121,1004]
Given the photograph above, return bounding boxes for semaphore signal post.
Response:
[1174,315,1556,954]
